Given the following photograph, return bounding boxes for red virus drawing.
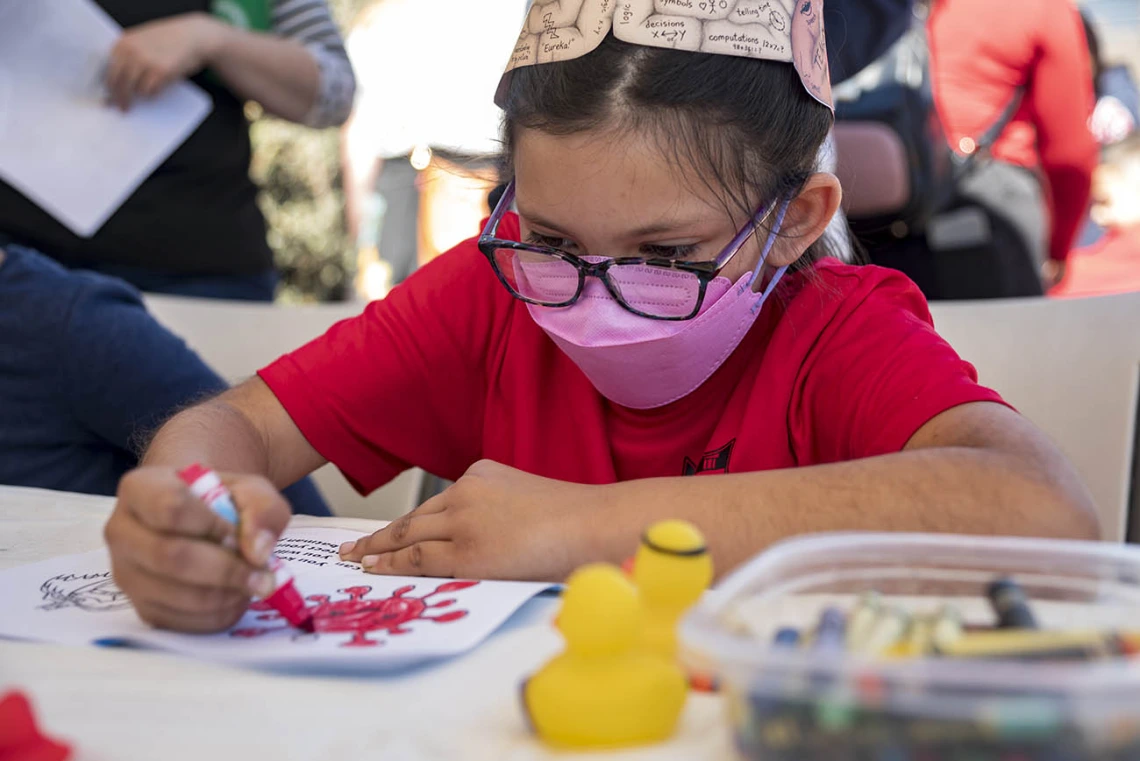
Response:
[230,581,479,647]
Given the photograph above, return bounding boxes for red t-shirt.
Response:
[928,0,1098,263]
[259,214,1004,493]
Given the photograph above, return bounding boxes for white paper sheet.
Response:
[0,526,553,672]
[0,0,212,237]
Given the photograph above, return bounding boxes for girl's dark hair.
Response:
[497,34,838,269]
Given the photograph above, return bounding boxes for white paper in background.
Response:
[0,0,212,237]
[0,527,553,672]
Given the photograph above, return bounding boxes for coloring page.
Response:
[0,527,552,672]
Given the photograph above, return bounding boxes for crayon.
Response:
[854,671,888,707]
[930,605,963,651]
[814,688,857,734]
[689,673,719,692]
[741,629,803,718]
[758,715,801,750]
[178,464,314,632]
[1117,632,1140,656]
[797,608,851,738]
[747,627,818,752]
[975,696,1065,741]
[905,615,934,655]
[873,607,961,659]
[935,629,1115,660]
[988,578,1039,629]
[879,641,912,659]
[883,614,937,659]
[812,608,846,652]
[772,626,802,648]
[857,606,909,656]
[846,591,882,650]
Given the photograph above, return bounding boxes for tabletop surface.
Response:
[0,486,732,761]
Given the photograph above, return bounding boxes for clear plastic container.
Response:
[679,532,1140,761]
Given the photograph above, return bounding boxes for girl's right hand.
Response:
[104,467,292,633]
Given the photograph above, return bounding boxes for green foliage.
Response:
[248,0,372,303]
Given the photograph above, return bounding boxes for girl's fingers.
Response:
[226,476,292,567]
[116,557,251,618]
[106,507,258,593]
[132,595,250,634]
[118,467,234,544]
[340,512,451,561]
[360,541,455,577]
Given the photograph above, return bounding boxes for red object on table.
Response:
[0,692,72,761]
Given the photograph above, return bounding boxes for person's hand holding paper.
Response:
[105,13,223,111]
[0,0,211,237]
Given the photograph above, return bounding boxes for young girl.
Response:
[106,0,1097,633]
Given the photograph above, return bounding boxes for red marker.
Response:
[177,464,314,632]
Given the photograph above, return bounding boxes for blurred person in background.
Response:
[0,244,330,514]
[820,0,916,262]
[1083,9,1139,148]
[1075,8,1138,248]
[824,0,915,85]
[923,0,1099,296]
[0,0,356,302]
[341,0,522,299]
[1052,134,1140,297]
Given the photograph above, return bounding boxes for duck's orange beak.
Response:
[621,557,635,576]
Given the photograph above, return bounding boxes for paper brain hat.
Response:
[497,0,832,109]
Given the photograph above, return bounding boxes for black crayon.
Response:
[988,577,1039,629]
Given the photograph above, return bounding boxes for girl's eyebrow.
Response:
[517,204,706,239]
[516,206,571,234]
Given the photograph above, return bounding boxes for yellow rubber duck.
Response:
[631,520,714,661]
[522,563,687,749]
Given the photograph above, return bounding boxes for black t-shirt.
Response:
[0,0,274,277]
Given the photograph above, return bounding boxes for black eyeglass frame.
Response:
[477,182,776,321]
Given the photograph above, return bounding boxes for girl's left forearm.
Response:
[205,20,320,123]
[592,444,1099,580]
[335,404,1099,584]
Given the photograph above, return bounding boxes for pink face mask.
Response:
[527,203,790,409]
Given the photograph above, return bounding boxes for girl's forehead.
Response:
[513,128,730,216]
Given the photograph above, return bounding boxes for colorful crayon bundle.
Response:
[734,579,1140,761]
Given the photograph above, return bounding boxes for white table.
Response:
[0,486,733,761]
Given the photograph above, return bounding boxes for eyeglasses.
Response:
[477,183,775,321]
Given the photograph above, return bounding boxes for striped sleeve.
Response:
[270,0,357,127]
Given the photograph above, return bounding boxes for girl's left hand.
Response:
[338,460,611,582]
[105,13,225,111]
